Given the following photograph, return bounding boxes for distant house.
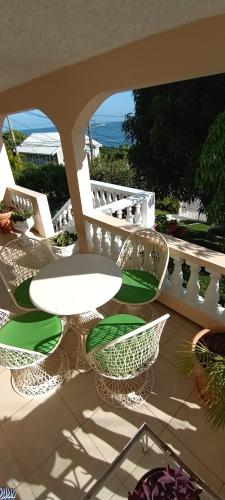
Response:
[18,131,102,165]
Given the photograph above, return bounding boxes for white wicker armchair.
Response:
[0,235,57,311]
[113,228,169,313]
[0,308,69,397]
[86,312,170,408]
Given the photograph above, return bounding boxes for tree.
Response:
[15,163,69,214]
[196,110,225,248]
[2,129,27,174]
[123,74,225,201]
[89,156,135,187]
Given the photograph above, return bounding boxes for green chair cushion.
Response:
[0,311,62,354]
[114,269,159,304]
[14,277,34,308]
[86,313,146,353]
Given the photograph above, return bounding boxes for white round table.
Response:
[29,253,122,316]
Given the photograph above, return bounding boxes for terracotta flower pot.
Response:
[0,211,12,233]
[192,328,225,401]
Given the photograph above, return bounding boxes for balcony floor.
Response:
[0,235,225,499]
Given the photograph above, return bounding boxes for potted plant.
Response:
[11,207,35,234]
[50,230,78,258]
[177,328,225,430]
[0,200,13,233]
[128,464,202,499]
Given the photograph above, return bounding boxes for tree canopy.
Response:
[196,110,225,242]
[123,74,225,201]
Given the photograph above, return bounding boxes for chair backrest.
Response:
[0,235,56,296]
[117,228,169,291]
[86,313,169,379]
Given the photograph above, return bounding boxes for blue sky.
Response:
[4,91,134,131]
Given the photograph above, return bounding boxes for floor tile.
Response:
[169,395,225,484]
[16,481,36,500]
[3,392,79,477]
[82,403,165,483]
[160,316,183,345]
[27,426,118,500]
[0,425,23,488]
[143,356,193,425]
[219,484,225,497]
[160,324,198,366]
[161,428,223,493]
[58,369,102,426]
[0,369,32,422]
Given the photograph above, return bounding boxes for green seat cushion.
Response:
[0,311,62,354]
[86,313,146,353]
[114,269,159,304]
[14,277,34,308]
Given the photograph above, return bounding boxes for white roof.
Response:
[18,132,101,155]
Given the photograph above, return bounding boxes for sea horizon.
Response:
[10,121,130,148]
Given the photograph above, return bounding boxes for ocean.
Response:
[19,121,130,148]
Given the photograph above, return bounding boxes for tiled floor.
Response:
[0,234,225,499]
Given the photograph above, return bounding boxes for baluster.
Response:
[162,266,171,290]
[63,209,68,226]
[117,209,123,219]
[107,192,113,204]
[92,224,102,254]
[111,233,120,261]
[101,228,111,257]
[85,221,93,251]
[170,257,184,297]
[126,206,133,224]
[68,205,73,221]
[203,270,221,315]
[92,190,96,208]
[134,203,142,225]
[100,190,106,206]
[95,191,101,208]
[185,262,202,306]
[112,192,117,202]
[58,215,63,230]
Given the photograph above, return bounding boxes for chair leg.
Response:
[11,347,70,398]
[95,369,155,409]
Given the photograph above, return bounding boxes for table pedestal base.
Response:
[69,310,104,372]
[11,347,70,398]
[95,368,155,409]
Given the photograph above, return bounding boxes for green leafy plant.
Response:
[0,201,12,214]
[177,335,225,430]
[51,230,78,247]
[12,207,35,222]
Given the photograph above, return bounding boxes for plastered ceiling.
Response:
[1,0,225,92]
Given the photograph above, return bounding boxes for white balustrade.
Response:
[84,212,225,327]
[5,185,54,238]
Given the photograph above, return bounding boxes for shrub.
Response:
[50,230,77,247]
[156,196,180,214]
[12,208,35,222]
[0,201,12,213]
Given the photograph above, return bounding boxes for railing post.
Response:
[203,270,221,315]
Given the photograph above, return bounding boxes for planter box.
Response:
[13,216,34,235]
[51,240,79,259]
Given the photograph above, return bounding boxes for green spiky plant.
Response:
[177,338,225,431]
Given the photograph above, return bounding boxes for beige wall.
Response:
[1,13,225,247]
[0,115,15,200]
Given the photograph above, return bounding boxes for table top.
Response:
[83,423,222,500]
[29,253,122,316]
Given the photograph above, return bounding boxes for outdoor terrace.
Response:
[0,232,225,500]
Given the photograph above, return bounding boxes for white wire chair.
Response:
[86,313,170,408]
[113,228,169,314]
[0,235,57,311]
[0,308,69,397]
